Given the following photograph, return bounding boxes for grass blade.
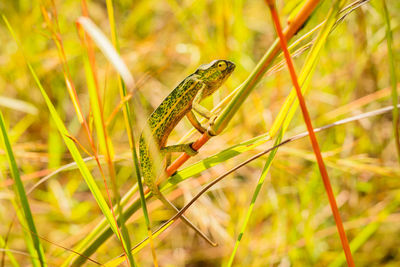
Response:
[0,109,47,267]
[380,0,400,164]
[0,234,19,267]
[76,17,134,90]
[103,0,156,264]
[77,19,132,265]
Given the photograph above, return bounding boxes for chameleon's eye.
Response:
[217,61,227,71]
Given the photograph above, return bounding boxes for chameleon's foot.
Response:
[196,114,217,135]
[206,115,217,136]
[207,126,217,137]
[184,143,198,156]
[165,153,172,166]
[208,114,217,125]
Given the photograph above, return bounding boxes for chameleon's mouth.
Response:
[225,60,236,74]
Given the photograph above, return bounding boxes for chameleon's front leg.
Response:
[189,84,217,136]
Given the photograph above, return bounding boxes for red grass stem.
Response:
[265,0,355,266]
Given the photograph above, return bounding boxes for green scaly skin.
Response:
[139,60,235,245]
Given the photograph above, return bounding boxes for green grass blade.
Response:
[77,17,134,90]
[0,110,47,267]
[0,234,19,267]
[30,63,125,266]
[66,185,139,266]
[104,0,156,264]
[82,42,134,267]
[380,0,400,164]
[103,1,150,264]
[80,6,135,265]
[11,199,41,267]
[33,65,124,265]
[226,130,283,266]
[103,221,173,267]
[0,96,38,115]
[166,133,271,186]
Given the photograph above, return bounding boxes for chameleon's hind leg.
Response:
[160,143,198,156]
[151,184,217,246]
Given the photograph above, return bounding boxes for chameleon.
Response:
[139,59,235,245]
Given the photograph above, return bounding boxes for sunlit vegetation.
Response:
[0,0,399,266]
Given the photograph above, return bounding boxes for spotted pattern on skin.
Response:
[139,60,235,192]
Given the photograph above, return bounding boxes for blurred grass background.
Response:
[1,0,400,266]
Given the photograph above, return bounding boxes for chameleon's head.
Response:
[194,60,235,95]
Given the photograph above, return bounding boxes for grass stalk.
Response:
[0,109,47,267]
[104,0,157,264]
[380,0,400,164]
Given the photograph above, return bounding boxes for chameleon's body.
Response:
[139,60,235,243]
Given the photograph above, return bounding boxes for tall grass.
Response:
[0,0,399,266]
